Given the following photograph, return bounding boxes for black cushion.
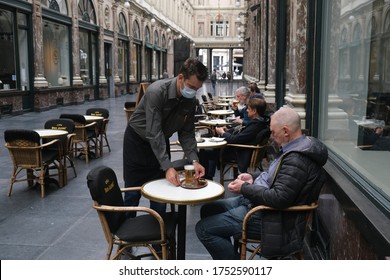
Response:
[4,129,41,144]
[86,108,109,118]
[115,212,177,242]
[60,114,86,125]
[87,166,126,233]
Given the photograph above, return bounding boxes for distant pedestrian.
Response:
[162,69,169,79]
[210,69,217,94]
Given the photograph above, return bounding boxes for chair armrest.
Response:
[121,186,142,192]
[241,202,318,239]
[226,143,266,149]
[93,203,168,240]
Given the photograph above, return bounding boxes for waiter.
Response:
[123,58,208,216]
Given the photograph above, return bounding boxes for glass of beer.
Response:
[184,165,196,186]
[232,100,239,107]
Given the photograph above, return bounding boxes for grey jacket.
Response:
[241,136,328,258]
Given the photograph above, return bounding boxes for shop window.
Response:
[41,0,68,15]
[79,30,97,86]
[43,20,70,87]
[318,1,390,209]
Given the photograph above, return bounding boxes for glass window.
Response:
[133,20,140,40]
[78,0,96,24]
[79,30,97,85]
[130,43,141,82]
[118,12,127,35]
[318,1,390,205]
[0,9,16,91]
[43,20,70,87]
[41,0,68,15]
[118,40,128,83]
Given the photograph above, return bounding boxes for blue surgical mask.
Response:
[180,85,197,99]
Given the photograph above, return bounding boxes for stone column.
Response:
[112,3,120,83]
[98,0,107,85]
[284,0,308,126]
[71,0,83,86]
[129,11,136,82]
[32,0,48,88]
[265,0,277,104]
[259,0,267,91]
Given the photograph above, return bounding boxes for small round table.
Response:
[141,179,225,259]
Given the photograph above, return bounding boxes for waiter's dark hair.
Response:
[179,57,209,81]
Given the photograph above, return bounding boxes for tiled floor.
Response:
[0,90,239,260]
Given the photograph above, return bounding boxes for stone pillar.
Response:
[284,0,308,127]
[129,11,136,82]
[259,0,267,91]
[71,0,83,86]
[112,3,120,83]
[98,0,107,85]
[141,17,147,81]
[265,0,277,104]
[32,0,48,88]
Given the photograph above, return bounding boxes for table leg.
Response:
[177,205,187,260]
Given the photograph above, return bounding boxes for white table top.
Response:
[199,119,233,127]
[84,115,104,121]
[141,178,225,205]
[176,137,227,149]
[208,109,234,116]
[34,129,68,138]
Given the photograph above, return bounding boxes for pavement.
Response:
[0,88,239,260]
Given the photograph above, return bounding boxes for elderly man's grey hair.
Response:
[235,86,250,97]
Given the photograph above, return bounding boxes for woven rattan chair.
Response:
[4,129,63,198]
[60,114,97,163]
[240,203,319,260]
[87,166,177,260]
[239,169,327,260]
[86,108,111,157]
[219,129,270,185]
[44,118,77,184]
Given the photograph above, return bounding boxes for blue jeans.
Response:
[195,196,262,260]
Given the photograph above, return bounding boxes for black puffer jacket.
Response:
[241,136,328,258]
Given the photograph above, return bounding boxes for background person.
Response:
[123,58,208,217]
[196,107,328,259]
[199,98,269,180]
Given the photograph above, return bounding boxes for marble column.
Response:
[265,0,277,104]
[98,0,107,85]
[259,0,267,91]
[32,0,48,88]
[284,0,308,127]
[112,3,120,84]
[71,0,83,86]
[128,11,136,83]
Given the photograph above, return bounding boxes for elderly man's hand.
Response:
[228,178,245,194]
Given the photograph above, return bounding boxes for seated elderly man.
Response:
[199,97,269,180]
[196,107,328,259]
[231,86,251,125]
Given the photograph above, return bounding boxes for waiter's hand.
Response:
[193,161,205,179]
[165,167,181,186]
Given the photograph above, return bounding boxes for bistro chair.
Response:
[44,118,77,184]
[60,114,98,163]
[239,169,327,260]
[219,129,270,185]
[87,166,177,260]
[4,129,63,198]
[86,108,111,156]
[124,102,136,123]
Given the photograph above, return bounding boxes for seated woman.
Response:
[199,97,270,179]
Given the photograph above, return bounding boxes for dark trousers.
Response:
[123,125,166,217]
